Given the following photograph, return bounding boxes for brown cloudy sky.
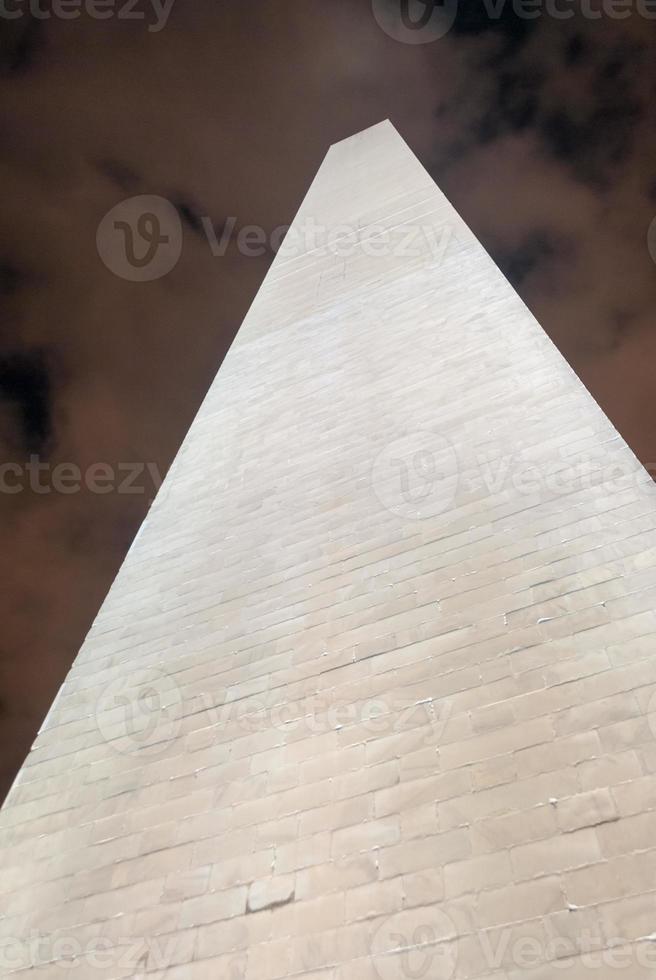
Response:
[0,0,655,799]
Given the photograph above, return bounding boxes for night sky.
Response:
[1,0,655,800]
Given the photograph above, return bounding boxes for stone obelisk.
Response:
[2,120,656,980]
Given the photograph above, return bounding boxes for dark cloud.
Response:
[475,66,545,142]
[172,197,207,237]
[563,32,589,66]
[96,158,141,193]
[429,19,643,194]
[606,307,638,352]
[450,1,539,53]
[492,230,559,289]
[0,350,53,454]
[537,40,644,187]
[0,16,43,75]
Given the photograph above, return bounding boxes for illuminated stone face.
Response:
[2,120,656,979]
